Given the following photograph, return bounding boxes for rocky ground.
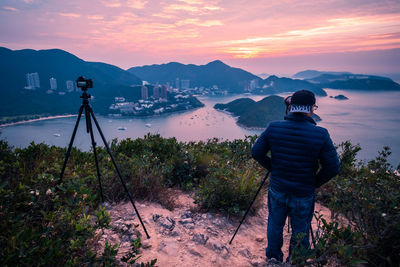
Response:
[95,191,337,267]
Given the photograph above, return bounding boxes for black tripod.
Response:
[59,82,150,239]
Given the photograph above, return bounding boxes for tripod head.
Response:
[75,77,93,109]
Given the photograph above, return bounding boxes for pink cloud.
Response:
[0,0,399,74]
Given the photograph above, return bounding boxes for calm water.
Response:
[1,89,399,165]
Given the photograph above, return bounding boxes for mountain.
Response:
[0,47,142,117]
[128,60,262,93]
[255,75,327,96]
[293,70,352,79]
[306,73,400,91]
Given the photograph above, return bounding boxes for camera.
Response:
[76,76,93,90]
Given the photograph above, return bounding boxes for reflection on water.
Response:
[1,90,399,165]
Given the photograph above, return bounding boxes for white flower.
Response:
[394,170,400,176]
[382,213,387,217]
[46,189,52,195]
[370,170,375,174]
[30,190,34,194]
[35,190,39,196]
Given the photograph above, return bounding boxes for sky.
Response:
[1,0,400,76]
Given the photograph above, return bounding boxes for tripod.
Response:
[59,87,150,239]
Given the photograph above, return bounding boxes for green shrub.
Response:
[317,141,400,266]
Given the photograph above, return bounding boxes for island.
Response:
[214,95,321,129]
[330,94,349,100]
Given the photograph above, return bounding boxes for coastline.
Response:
[215,108,265,131]
[0,114,78,128]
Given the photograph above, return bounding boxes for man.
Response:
[251,90,340,263]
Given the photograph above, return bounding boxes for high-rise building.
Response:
[175,78,180,89]
[25,72,40,89]
[153,85,160,99]
[66,80,74,92]
[250,79,258,90]
[141,85,148,100]
[50,78,57,90]
[181,79,190,90]
[161,85,167,99]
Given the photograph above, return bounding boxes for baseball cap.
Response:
[289,90,316,113]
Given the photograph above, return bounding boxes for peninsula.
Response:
[214,95,321,129]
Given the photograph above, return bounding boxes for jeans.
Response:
[266,186,315,262]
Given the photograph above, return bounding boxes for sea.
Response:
[1,89,399,166]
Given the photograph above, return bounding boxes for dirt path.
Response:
[97,191,335,266]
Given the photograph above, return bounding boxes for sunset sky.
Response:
[1,0,400,75]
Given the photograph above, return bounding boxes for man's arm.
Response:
[315,132,340,187]
[251,128,272,170]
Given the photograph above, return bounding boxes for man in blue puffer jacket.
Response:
[251,90,340,263]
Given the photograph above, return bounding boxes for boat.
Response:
[53,133,61,137]
[117,127,127,131]
[145,123,152,128]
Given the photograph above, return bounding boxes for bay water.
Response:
[1,89,399,166]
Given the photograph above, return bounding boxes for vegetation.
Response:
[293,142,400,266]
[0,135,399,265]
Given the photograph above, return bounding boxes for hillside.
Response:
[128,60,262,93]
[0,47,142,116]
[215,96,286,128]
[1,137,398,266]
[215,95,321,128]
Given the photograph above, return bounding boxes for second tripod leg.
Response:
[86,108,105,203]
[88,106,150,239]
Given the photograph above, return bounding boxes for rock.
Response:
[238,248,253,259]
[109,234,119,243]
[153,215,175,231]
[179,218,195,229]
[158,240,179,256]
[206,237,230,258]
[255,235,264,242]
[169,228,181,237]
[152,214,162,222]
[211,255,218,263]
[181,211,193,219]
[187,244,202,257]
[192,233,209,245]
[141,240,152,249]
[206,227,219,236]
[212,218,226,227]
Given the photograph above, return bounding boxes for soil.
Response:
[95,190,341,267]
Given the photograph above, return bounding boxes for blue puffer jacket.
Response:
[251,113,340,197]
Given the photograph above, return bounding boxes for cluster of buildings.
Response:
[109,82,200,116]
[24,72,79,94]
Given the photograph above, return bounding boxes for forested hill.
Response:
[0,47,142,117]
[128,60,262,93]
[214,95,286,128]
[306,73,400,91]
[214,95,321,128]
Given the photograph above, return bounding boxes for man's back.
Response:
[252,113,340,196]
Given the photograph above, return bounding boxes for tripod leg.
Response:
[60,105,84,180]
[88,106,150,239]
[229,171,270,244]
[86,107,105,203]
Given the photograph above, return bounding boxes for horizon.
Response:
[1,0,400,75]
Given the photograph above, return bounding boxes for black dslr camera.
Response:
[76,76,93,90]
